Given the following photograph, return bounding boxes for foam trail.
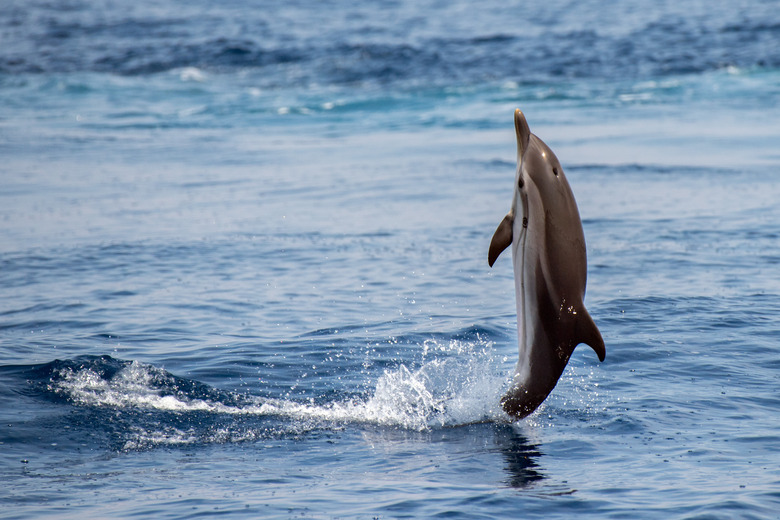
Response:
[49,340,509,434]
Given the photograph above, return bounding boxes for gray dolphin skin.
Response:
[488,109,605,420]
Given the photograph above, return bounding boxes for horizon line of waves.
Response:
[3,21,780,83]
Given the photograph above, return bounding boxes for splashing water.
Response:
[45,340,510,449]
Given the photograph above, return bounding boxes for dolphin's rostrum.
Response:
[489,109,605,420]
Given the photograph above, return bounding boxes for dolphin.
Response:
[488,109,605,420]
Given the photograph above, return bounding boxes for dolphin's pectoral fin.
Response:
[575,309,606,362]
[488,214,514,267]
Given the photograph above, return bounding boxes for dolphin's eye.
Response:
[552,167,559,176]
[518,177,524,189]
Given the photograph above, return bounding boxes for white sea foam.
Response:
[176,66,207,82]
[50,340,509,438]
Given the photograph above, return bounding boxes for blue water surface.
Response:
[2,0,780,518]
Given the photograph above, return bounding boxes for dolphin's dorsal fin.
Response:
[575,308,605,362]
[488,214,513,267]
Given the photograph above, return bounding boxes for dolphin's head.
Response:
[514,109,576,224]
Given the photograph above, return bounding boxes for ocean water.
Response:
[2,0,780,518]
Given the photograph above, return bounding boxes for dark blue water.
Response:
[2,1,780,518]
